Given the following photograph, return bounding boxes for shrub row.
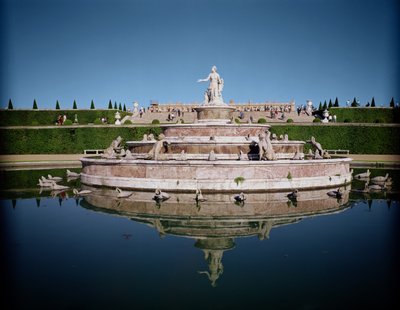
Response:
[0,126,162,154]
[0,124,398,155]
[270,125,400,154]
[0,109,129,126]
[328,107,400,123]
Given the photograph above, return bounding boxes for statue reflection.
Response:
[80,187,351,287]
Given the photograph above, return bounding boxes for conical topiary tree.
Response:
[123,103,126,111]
[334,97,339,107]
[90,100,95,109]
[73,100,77,109]
[8,99,13,110]
[351,97,358,107]
[32,99,38,109]
[322,100,327,110]
[108,100,113,109]
[114,102,117,109]
[55,100,60,109]
[371,97,376,107]
[389,97,395,108]
[328,99,333,109]
[118,103,122,110]
[318,102,322,110]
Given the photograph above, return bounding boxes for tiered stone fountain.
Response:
[80,66,352,192]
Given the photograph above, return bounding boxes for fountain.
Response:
[80,66,352,192]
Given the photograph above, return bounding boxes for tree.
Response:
[114,102,117,109]
[351,97,358,107]
[389,97,395,108]
[334,97,339,107]
[32,99,38,109]
[108,100,113,109]
[73,100,77,109]
[371,97,376,107]
[90,100,95,109]
[318,102,322,110]
[55,100,60,109]
[8,99,13,110]
[366,102,370,107]
[328,99,333,109]
[322,100,327,110]
[118,103,122,110]
[123,103,126,111]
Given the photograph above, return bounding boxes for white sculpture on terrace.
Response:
[198,65,225,106]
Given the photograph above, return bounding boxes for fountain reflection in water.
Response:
[80,185,351,286]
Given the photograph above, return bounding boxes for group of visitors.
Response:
[56,114,67,125]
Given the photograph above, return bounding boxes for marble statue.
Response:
[258,131,276,161]
[102,136,123,158]
[208,150,217,161]
[147,134,169,160]
[308,136,324,157]
[198,65,225,105]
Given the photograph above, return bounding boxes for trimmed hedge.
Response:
[329,107,400,123]
[0,124,398,155]
[270,125,400,154]
[0,109,129,126]
[0,126,161,154]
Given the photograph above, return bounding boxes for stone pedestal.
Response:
[195,106,236,124]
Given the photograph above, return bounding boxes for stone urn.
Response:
[322,109,329,123]
[115,111,121,125]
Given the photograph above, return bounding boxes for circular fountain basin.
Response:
[80,157,352,192]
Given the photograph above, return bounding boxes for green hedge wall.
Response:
[270,125,400,154]
[0,125,398,154]
[0,126,161,154]
[328,107,400,123]
[0,109,129,126]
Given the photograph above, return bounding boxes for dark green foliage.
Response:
[108,100,113,109]
[0,110,129,126]
[235,118,241,124]
[286,118,294,123]
[90,100,95,110]
[32,99,38,109]
[0,126,161,154]
[63,119,73,125]
[73,100,77,109]
[318,102,322,110]
[0,125,398,155]
[334,97,339,107]
[313,118,321,123]
[343,119,352,123]
[257,118,267,124]
[351,97,358,107]
[328,99,333,109]
[119,103,122,110]
[151,119,160,125]
[371,97,376,107]
[124,120,133,125]
[389,97,395,108]
[329,107,399,123]
[123,104,126,111]
[114,102,117,109]
[8,99,13,110]
[322,101,327,110]
[269,125,400,154]
[55,100,60,109]
[93,118,102,125]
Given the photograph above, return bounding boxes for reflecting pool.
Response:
[1,168,399,309]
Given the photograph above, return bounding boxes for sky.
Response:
[1,0,399,110]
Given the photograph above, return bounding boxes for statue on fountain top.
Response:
[197,65,225,106]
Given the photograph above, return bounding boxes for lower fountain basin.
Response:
[80,157,352,192]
